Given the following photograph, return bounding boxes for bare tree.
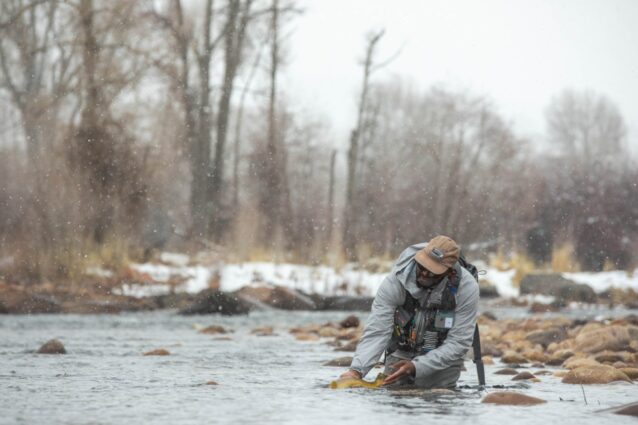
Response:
[210,0,254,239]
[0,0,76,163]
[546,89,627,173]
[343,30,385,260]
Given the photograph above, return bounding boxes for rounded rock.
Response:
[37,339,66,354]
[482,392,546,406]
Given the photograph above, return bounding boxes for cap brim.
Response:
[415,250,449,275]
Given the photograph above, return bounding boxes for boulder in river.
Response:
[323,356,353,367]
[339,315,360,329]
[251,326,275,336]
[619,368,638,380]
[597,401,638,417]
[562,365,632,384]
[546,349,574,366]
[481,392,546,406]
[199,325,230,335]
[501,351,528,364]
[519,273,597,304]
[525,327,567,348]
[512,371,536,381]
[574,325,638,354]
[143,348,170,356]
[236,286,317,310]
[310,295,373,311]
[562,356,600,370]
[37,339,66,354]
[494,368,519,375]
[334,340,358,352]
[178,289,250,315]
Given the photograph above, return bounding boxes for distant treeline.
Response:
[0,0,636,283]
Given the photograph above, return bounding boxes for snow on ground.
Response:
[115,258,387,298]
[564,270,638,293]
[218,262,386,295]
[482,267,518,298]
[112,253,638,299]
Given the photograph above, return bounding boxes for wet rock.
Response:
[206,380,218,385]
[318,326,340,338]
[574,325,638,354]
[334,340,358,352]
[151,293,195,310]
[143,348,170,356]
[237,286,317,310]
[620,368,638,380]
[480,311,498,321]
[213,336,233,341]
[481,342,503,357]
[339,315,360,329]
[479,281,499,298]
[520,273,597,304]
[494,368,519,375]
[594,351,633,364]
[529,302,562,313]
[546,349,575,366]
[525,327,567,348]
[61,297,155,314]
[323,356,353,367]
[251,326,275,336]
[530,362,545,368]
[562,365,632,384]
[295,333,319,342]
[599,401,638,417]
[0,287,61,314]
[178,289,250,315]
[522,351,548,363]
[336,328,360,341]
[310,295,373,311]
[501,352,528,364]
[482,356,494,365]
[199,325,230,335]
[512,371,536,381]
[37,339,66,354]
[534,370,552,376]
[562,357,600,370]
[481,392,546,406]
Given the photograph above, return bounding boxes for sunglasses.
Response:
[415,262,443,278]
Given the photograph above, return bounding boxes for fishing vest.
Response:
[387,262,461,356]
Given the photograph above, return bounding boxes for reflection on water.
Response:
[0,309,636,425]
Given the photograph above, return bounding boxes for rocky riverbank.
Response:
[1,266,637,315]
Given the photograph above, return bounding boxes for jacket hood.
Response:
[392,242,462,299]
[392,242,427,297]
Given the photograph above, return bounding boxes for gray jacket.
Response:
[350,242,479,383]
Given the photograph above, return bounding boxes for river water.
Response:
[0,309,636,425]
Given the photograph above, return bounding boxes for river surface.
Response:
[0,308,636,425]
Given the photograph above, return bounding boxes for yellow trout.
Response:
[329,373,387,389]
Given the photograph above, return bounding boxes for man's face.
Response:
[415,262,447,288]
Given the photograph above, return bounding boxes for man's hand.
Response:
[382,360,416,385]
[339,369,362,380]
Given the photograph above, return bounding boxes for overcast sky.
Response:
[282,0,638,154]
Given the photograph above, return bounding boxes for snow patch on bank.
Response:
[115,260,386,298]
[563,270,638,293]
[112,253,638,299]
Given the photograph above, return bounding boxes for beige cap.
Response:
[414,235,460,275]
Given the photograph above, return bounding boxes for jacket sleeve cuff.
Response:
[412,357,433,381]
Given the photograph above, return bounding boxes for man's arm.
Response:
[349,274,404,377]
[411,273,479,382]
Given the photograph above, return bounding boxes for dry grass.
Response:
[551,243,580,273]
[489,250,535,287]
